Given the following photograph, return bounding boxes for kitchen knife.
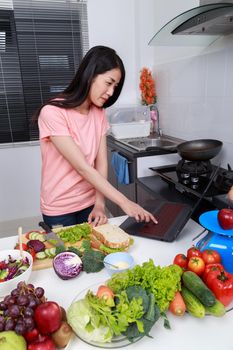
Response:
[38,221,65,247]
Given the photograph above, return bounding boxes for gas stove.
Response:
[176,159,213,190]
[150,161,233,199]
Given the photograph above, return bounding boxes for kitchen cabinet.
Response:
[106,139,136,217]
[136,182,158,207]
[106,135,181,216]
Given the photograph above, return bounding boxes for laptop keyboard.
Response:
[139,202,188,237]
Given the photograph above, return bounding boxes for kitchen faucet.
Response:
[150,104,162,137]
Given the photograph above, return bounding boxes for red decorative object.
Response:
[139,67,156,105]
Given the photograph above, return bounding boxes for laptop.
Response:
[120,165,220,242]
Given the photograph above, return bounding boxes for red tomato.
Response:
[202,249,221,264]
[187,246,202,259]
[27,248,36,261]
[188,257,205,275]
[173,254,188,270]
[206,269,233,306]
[14,243,36,261]
[0,262,7,269]
[202,263,224,282]
[14,243,28,251]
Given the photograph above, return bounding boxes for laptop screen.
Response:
[120,164,220,242]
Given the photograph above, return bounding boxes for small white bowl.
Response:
[0,249,33,297]
[104,252,134,276]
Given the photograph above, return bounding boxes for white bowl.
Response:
[0,249,33,297]
[104,252,134,276]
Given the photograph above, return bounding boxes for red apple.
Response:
[34,301,62,335]
[218,208,233,230]
[24,328,40,343]
[28,335,56,350]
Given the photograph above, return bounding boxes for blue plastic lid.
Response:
[199,210,233,236]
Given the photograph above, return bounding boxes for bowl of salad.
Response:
[0,249,33,297]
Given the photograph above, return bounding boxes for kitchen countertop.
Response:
[1,216,233,350]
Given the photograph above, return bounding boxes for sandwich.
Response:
[90,224,133,254]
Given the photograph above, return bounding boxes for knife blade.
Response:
[38,221,65,247]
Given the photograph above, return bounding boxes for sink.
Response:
[119,136,181,151]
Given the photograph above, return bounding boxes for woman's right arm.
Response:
[50,135,157,223]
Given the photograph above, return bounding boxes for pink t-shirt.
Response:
[38,104,109,216]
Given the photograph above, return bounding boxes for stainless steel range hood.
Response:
[149,2,233,47]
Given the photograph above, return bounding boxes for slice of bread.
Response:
[92,224,131,249]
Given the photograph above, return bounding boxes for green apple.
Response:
[0,331,27,350]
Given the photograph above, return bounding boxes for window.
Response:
[0,0,89,144]
[0,31,6,52]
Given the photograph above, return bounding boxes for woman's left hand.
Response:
[88,205,108,227]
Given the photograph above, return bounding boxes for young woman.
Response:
[35,46,157,228]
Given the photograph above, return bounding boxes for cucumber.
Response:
[29,231,46,242]
[205,299,226,317]
[44,248,56,258]
[182,271,216,307]
[20,265,28,271]
[181,287,205,318]
[36,248,56,260]
[28,232,37,240]
[36,251,47,260]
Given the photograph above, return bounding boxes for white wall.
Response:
[0,144,41,221]
[1,0,233,221]
[153,24,233,167]
[87,0,138,105]
[88,0,233,168]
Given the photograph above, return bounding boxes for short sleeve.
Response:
[38,105,71,140]
[101,109,110,136]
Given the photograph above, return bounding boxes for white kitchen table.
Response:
[1,216,233,350]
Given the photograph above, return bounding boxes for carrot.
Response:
[169,291,186,316]
[96,285,114,300]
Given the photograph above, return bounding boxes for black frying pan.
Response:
[177,139,223,161]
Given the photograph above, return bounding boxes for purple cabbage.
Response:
[27,239,45,253]
[53,252,83,280]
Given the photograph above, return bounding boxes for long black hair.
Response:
[34,46,125,119]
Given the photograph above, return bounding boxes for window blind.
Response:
[0,0,89,144]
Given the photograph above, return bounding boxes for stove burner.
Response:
[176,159,213,176]
[176,160,213,187]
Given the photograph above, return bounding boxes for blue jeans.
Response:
[42,205,94,228]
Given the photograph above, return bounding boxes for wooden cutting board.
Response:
[21,227,84,271]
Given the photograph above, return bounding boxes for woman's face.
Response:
[88,68,122,107]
